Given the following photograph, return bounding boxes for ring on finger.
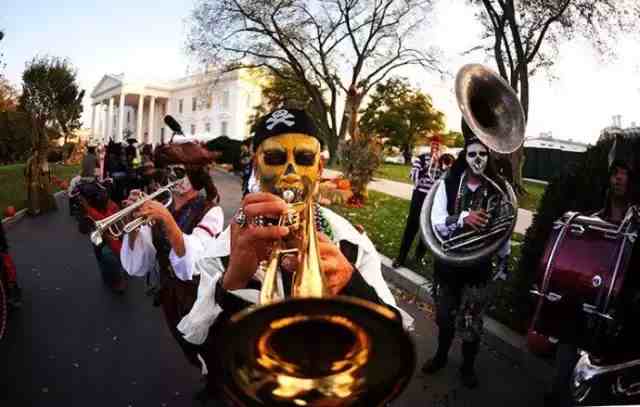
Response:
[234,208,247,228]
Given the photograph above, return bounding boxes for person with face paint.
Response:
[177,108,413,402]
[119,142,224,374]
[422,120,511,389]
[393,136,444,269]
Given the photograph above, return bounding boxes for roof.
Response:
[524,137,588,153]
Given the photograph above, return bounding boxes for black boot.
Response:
[422,330,453,374]
[460,341,479,389]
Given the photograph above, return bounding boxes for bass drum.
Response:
[530,212,637,357]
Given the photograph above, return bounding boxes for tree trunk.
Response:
[402,147,412,165]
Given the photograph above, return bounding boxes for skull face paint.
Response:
[466,142,489,175]
[168,165,193,196]
[255,133,321,201]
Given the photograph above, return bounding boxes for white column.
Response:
[118,93,125,143]
[107,97,114,142]
[148,96,156,146]
[91,104,96,138]
[137,94,144,143]
[100,103,107,143]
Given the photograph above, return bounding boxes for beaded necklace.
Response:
[314,204,335,241]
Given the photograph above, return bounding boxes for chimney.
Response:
[612,114,622,128]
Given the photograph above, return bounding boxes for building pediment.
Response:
[91,75,123,98]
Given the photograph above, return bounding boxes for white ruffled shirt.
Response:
[178,207,414,345]
[430,178,510,257]
[120,206,224,281]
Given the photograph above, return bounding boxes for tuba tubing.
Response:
[420,175,518,267]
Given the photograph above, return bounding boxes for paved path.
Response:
[323,168,534,236]
[0,171,546,406]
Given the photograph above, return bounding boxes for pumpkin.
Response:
[336,179,351,190]
[4,206,16,218]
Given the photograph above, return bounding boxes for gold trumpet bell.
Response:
[218,296,415,406]
[218,191,415,406]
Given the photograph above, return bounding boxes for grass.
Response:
[328,189,528,333]
[374,163,412,184]
[0,162,80,214]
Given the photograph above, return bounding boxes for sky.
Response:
[2,0,639,146]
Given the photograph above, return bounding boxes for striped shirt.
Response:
[410,153,443,193]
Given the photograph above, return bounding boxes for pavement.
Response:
[323,169,535,236]
[0,171,548,406]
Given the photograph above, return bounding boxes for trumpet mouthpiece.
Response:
[90,230,103,246]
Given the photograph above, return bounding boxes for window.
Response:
[221,121,228,136]
[191,124,196,135]
[127,111,130,123]
[160,128,165,143]
[192,97,197,112]
[178,99,183,113]
[206,96,212,109]
[205,122,211,132]
[222,91,230,109]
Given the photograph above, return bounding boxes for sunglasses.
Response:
[466,151,488,158]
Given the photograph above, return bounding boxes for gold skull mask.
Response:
[255,133,322,201]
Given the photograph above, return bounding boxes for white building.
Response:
[90,69,264,145]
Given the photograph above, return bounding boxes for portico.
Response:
[90,74,171,145]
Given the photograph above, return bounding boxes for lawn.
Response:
[0,163,80,213]
[372,163,546,212]
[328,189,528,333]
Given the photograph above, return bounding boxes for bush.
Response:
[62,142,76,159]
[206,136,243,171]
[340,136,383,201]
[0,111,33,164]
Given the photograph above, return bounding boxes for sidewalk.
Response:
[323,168,534,235]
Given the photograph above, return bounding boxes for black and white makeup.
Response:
[466,142,489,175]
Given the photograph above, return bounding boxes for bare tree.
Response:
[187,0,440,163]
[469,0,640,192]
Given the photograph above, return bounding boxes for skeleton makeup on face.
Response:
[466,142,489,175]
[255,133,322,201]
[168,164,193,195]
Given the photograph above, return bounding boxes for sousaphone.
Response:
[420,64,525,267]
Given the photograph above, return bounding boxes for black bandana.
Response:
[253,108,323,152]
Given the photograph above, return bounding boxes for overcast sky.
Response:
[2,0,639,145]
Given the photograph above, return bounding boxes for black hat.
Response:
[252,109,323,152]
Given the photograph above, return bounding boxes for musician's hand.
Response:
[123,189,144,208]
[318,233,354,295]
[224,192,290,290]
[464,209,490,231]
[280,233,354,296]
[137,200,173,225]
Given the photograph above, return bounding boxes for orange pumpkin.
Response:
[4,206,16,218]
[337,179,351,190]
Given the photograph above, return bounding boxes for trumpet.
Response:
[217,186,415,406]
[89,179,182,246]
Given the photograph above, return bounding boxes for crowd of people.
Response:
[4,78,638,405]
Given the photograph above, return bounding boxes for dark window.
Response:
[191,124,196,135]
[192,97,197,112]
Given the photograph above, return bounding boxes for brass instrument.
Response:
[89,179,181,246]
[420,64,524,267]
[218,187,415,406]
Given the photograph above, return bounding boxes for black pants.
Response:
[548,343,579,407]
[396,189,427,264]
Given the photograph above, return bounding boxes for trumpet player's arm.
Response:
[168,206,224,281]
[431,181,468,237]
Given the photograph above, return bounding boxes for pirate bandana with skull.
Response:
[253,109,324,201]
[465,140,489,175]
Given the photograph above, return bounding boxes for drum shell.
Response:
[530,215,635,354]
